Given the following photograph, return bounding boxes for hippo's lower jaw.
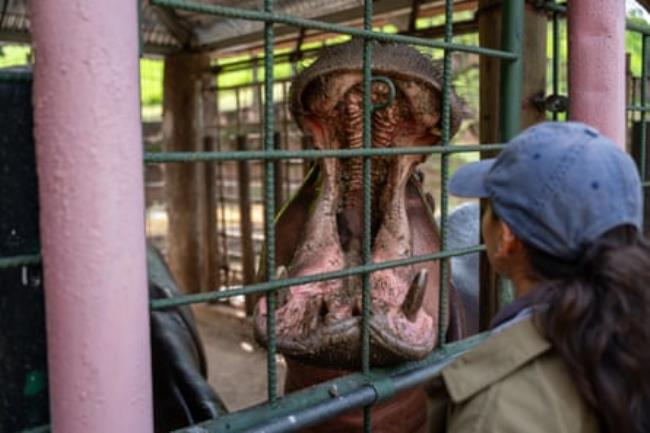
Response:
[254,287,436,368]
[253,161,443,369]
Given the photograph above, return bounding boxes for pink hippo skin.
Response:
[254,39,466,432]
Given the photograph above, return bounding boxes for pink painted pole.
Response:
[32,1,153,433]
[568,0,626,149]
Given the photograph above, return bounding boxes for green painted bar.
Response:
[0,254,42,269]
[640,35,648,181]
[628,20,650,36]
[143,144,507,163]
[263,0,278,404]
[497,0,524,307]
[552,10,560,121]
[150,0,517,59]
[541,1,566,14]
[499,0,524,141]
[175,332,489,433]
[361,1,373,378]
[151,246,486,309]
[627,105,650,112]
[0,71,33,82]
[361,2,374,429]
[19,425,50,433]
[437,0,454,347]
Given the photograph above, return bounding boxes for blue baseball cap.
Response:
[449,121,642,260]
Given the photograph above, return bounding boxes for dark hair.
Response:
[525,225,650,433]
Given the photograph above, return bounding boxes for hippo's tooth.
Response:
[275,266,290,307]
[425,192,435,213]
[402,269,428,322]
[276,266,289,279]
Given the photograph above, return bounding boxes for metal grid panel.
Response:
[146,0,519,431]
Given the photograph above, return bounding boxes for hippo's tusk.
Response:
[402,269,428,322]
[275,266,290,307]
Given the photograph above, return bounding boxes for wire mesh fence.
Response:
[145,0,520,431]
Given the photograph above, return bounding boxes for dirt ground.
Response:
[191,304,287,412]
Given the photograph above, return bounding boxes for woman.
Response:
[430,122,650,433]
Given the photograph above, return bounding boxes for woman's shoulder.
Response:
[438,316,598,433]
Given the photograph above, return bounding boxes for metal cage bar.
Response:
[262,0,278,404]
[436,0,454,348]
[360,1,374,430]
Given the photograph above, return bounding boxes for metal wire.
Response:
[0,253,41,269]
[641,35,648,181]
[552,9,560,121]
[263,0,278,405]
[143,144,507,163]
[151,245,485,309]
[0,70,33,82]
[436,0,454,348]
[361,6,373,430]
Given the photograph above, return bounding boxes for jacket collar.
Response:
[442,315,551,403]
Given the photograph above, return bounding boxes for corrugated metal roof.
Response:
[0,0,476,56]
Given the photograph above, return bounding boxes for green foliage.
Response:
[0,45,30,68]
[140,58,164,106]
[627,16,648,76]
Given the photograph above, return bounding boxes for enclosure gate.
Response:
[2,1,650,433]
[146,0,522,432]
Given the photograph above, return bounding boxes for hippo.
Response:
[444,202,480,335]
[147,243,226,432]
[253,39,467,433]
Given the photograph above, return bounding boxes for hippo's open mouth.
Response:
[254,40,462,368]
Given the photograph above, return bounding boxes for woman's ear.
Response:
[495,220,525,258]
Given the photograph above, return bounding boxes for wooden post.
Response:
[477,0,547,329]
[163,52,211,294]
[200,75,220,293]
[238,135,257,314]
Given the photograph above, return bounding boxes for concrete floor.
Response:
[192,304,287,412]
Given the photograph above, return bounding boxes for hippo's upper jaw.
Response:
[254,40,461,369]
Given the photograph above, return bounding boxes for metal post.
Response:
[495,0,524,308]
[569,0,626,148]
[32,1,153,432]
[499,0,524,141]
[263,0,278,401]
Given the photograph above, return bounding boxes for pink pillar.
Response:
[569,0,626,148]
[32,1,153,433]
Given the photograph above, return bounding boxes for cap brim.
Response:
[448,159,495,198]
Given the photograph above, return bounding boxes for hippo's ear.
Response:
[256,165,320,281]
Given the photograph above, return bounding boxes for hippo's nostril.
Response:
[402,269,428,322]
[353,298,362,317]
[319,300,329,318]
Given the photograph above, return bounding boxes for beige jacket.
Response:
[429,315,599,433]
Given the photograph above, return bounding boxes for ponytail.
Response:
[528,225,650,433]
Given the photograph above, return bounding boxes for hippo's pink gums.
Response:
[255,40,465,371]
